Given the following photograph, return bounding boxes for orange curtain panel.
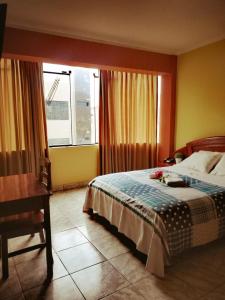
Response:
[99,70,158,174]
[0,59,48,176]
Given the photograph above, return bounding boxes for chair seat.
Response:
[0,211,44,234]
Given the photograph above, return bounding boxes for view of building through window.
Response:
[43,63,99,146]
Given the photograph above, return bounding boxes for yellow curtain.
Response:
[0,59,48,176]
[99,70,158,174]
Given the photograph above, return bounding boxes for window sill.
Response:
[48,143,99,149]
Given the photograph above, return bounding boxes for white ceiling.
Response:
[3,0,225,55]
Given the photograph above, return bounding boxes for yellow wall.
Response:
[50,39,225,188]
[176,39,225,148]
[49,145,99,190]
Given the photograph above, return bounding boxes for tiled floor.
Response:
[1,188,225,299]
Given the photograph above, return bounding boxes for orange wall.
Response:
[3,27,177,166]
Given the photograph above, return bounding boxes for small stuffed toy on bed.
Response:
[149,170,163,179]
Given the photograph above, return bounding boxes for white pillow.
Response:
[199,150,222,155]
[211,154,225,176]
[178,151,222,173]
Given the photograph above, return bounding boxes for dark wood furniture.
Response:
[0,173,53,279]
[39,157,52,193]
[158,162,175,167]
[31,157,52,242]
[174,136,225,157]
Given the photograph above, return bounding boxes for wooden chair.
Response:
[0,157,52,279]
[31,157,52,241]
[39,157,52,194]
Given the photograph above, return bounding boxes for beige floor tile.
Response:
[133,275,202,300]
[0,259,22,300]
[109,252,149,283]
[51,188,92,229]
[179,240,225,277]
[50,211,75,233]
[64,187,87,200]
[102,285,146,300]
[91,234,130,259]
[78,222,112,241]
[167,258,225,294]
[50,188,86,211]
[58,242,105,273]
[72,261,129,300]
[58,203,84,216]
[51,200,80,214]
[9,234,41,253]
[6,188,225,299]
[16,252,68,291]
[68,212,95,228]
[13,248,46,265]
[9,235,48,265]
[24,276,84,300]
[52,228,88,251]
[52,253,69,279]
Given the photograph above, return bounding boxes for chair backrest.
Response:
[39,157,52,193]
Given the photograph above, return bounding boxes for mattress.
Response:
[83,165,225,277]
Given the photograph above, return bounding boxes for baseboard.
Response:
[52,180,89,192]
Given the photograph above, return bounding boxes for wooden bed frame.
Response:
[85,135,225,277]
[175,136,225,157]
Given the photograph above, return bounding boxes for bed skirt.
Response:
[83,186,170,277]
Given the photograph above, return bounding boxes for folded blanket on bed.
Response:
[164,176,187,187]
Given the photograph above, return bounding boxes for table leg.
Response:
[1,235,9,279]
[44,197,53,279]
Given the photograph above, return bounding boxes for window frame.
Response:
[43,65,99,148]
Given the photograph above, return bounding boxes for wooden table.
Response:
[0,173,53,278]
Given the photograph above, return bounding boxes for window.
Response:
[43,63,99,146]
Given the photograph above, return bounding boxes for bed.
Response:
[83,136,225,277]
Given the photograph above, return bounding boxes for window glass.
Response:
[75,68,92,144]
[43,63,99,146]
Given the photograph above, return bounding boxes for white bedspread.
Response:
[83,165,225,277]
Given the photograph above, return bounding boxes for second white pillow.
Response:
[178,151,222,173]
[210,154,225,176]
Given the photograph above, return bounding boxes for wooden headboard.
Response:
[175,136,225,157]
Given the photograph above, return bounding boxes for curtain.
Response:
[99,70,158,174]
[0,59,48,176]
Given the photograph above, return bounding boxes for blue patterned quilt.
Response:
[89,169,225,256]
